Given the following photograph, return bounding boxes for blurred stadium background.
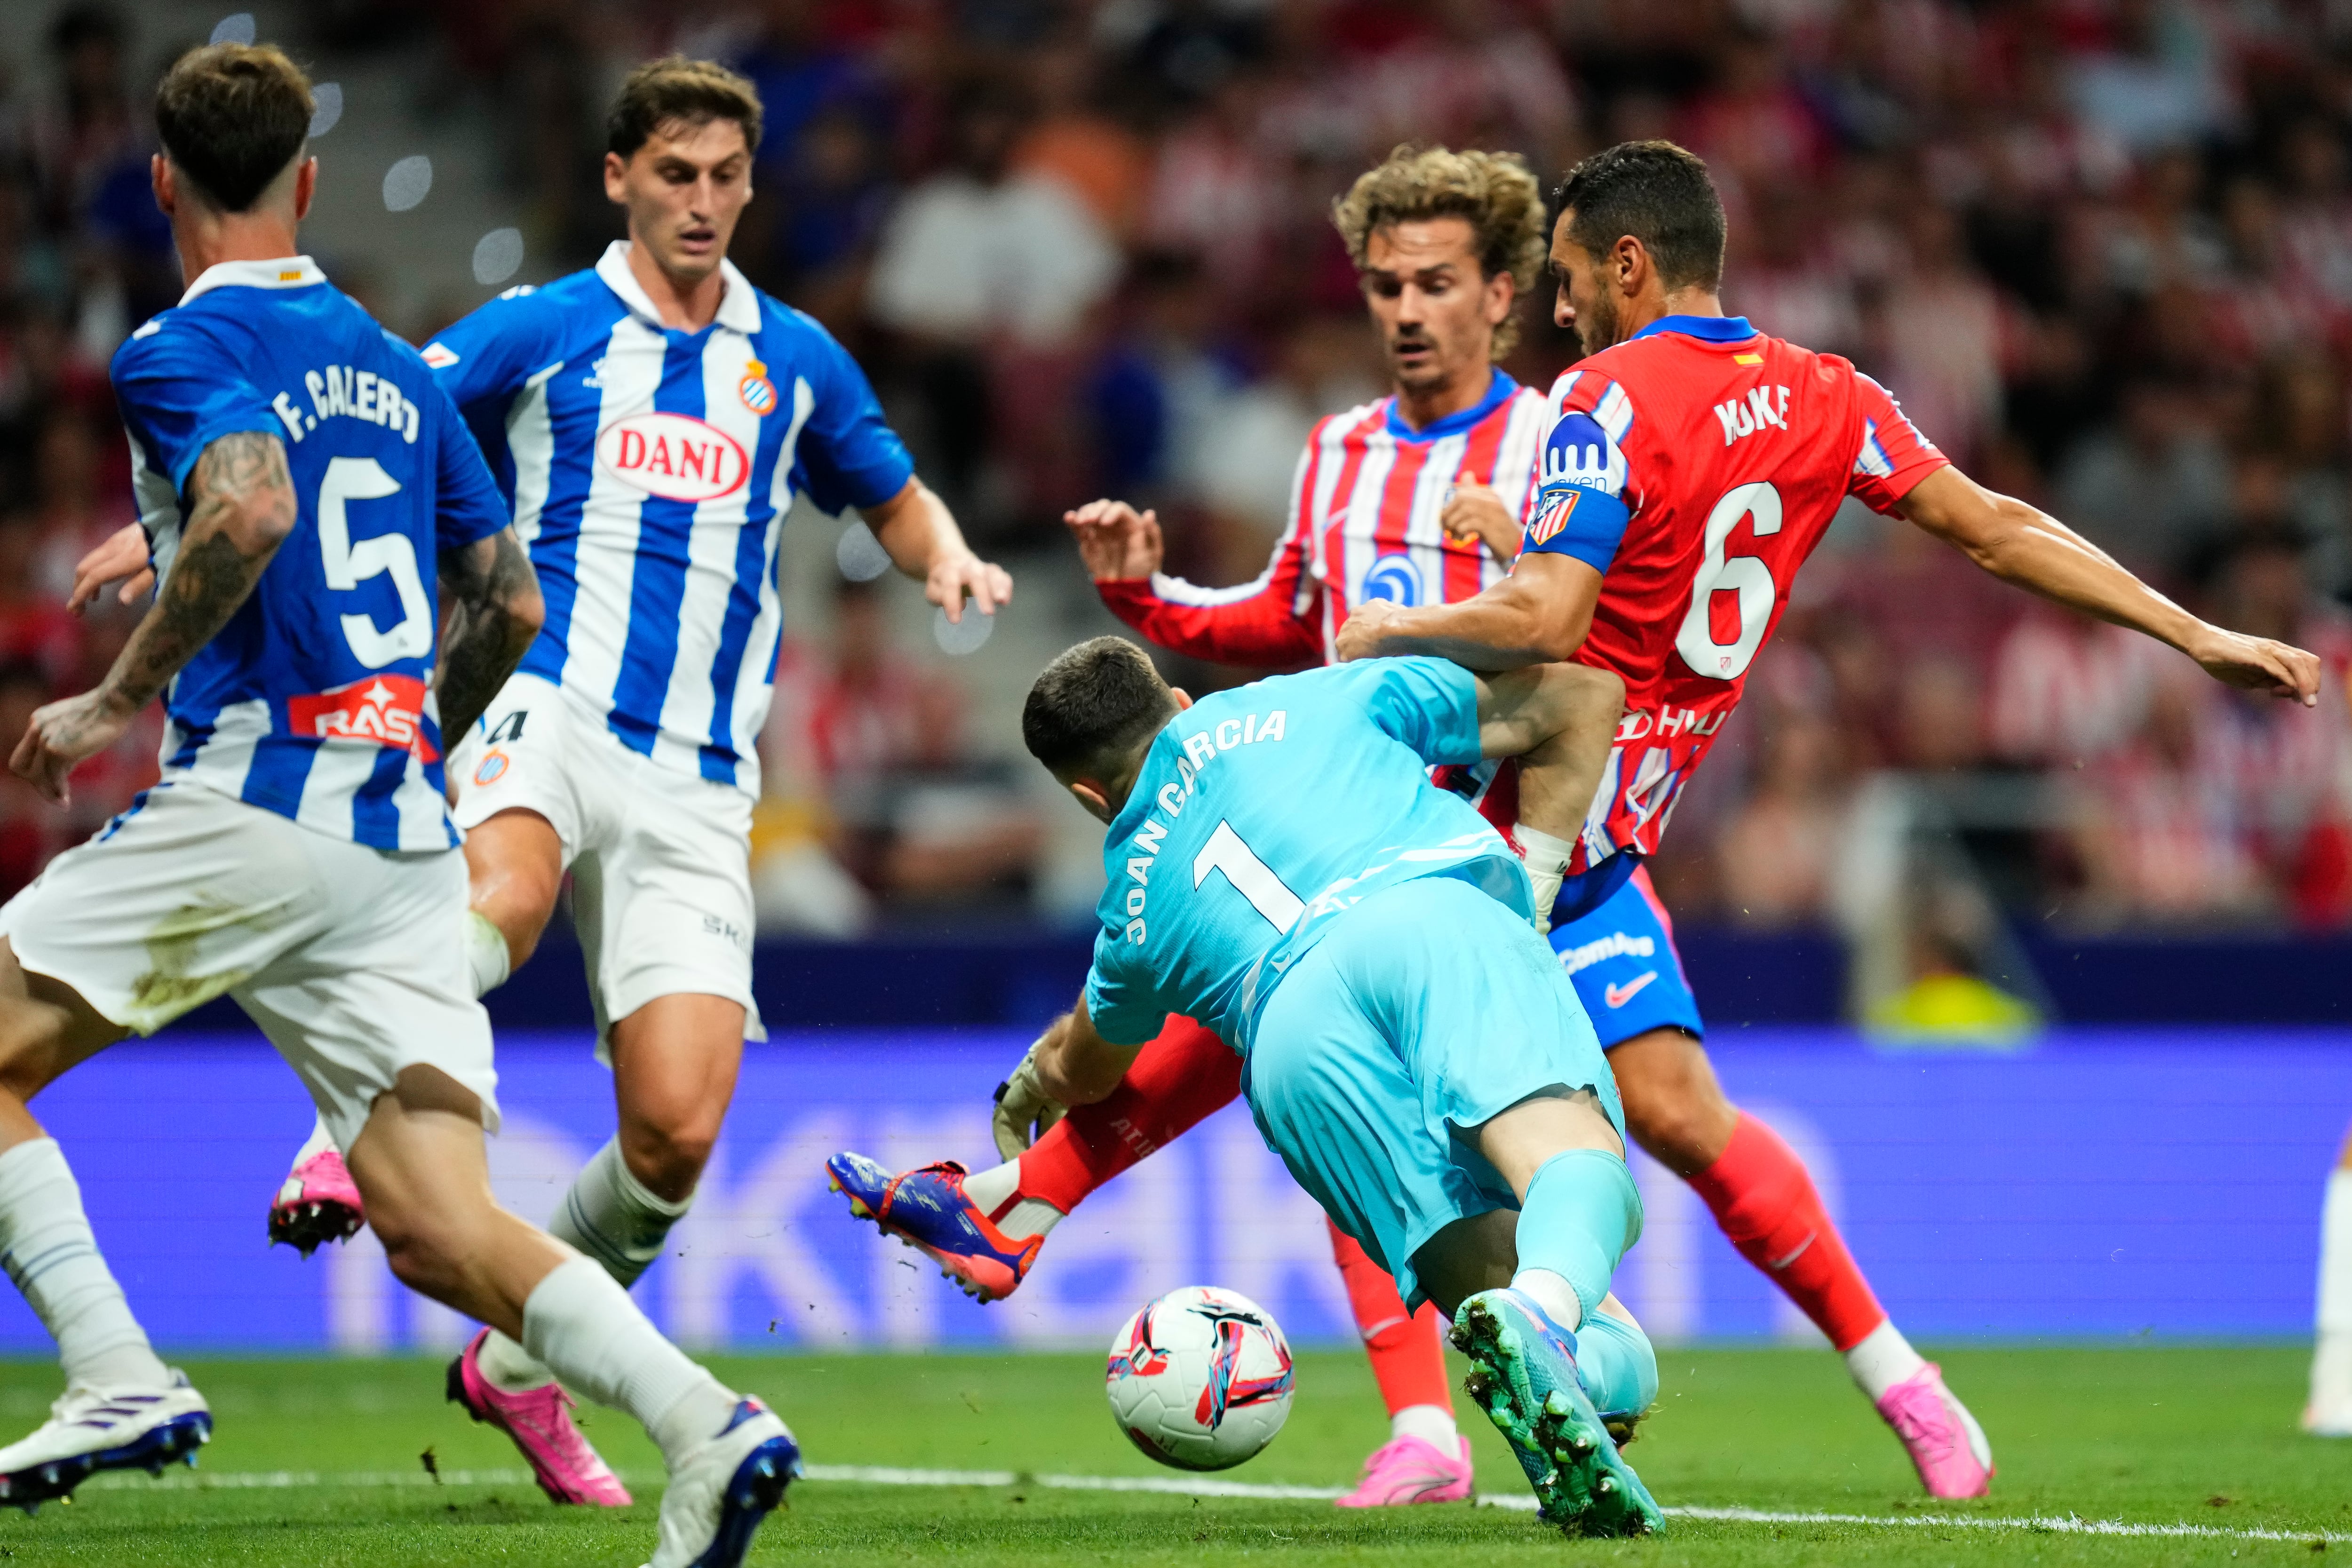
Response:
[0,0,2344,1358]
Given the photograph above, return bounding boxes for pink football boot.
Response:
[1875,1362,1993,1498]
[447,1329,632,1506]
[1334,1433,1474,1507]
[267,1148,365,1257]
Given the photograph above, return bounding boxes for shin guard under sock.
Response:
[1327,1217,1454,1417]
[1686,1111,1885,1351]
[1014,1014,1241,1215]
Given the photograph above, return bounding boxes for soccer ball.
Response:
[1104,1285,1295,1471]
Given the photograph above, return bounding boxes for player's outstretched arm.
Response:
[863,477,1012,624]
[436,527,545,741]
[1898,466,2321,706]
[1031,1001,1145,1109]
[1336,550,1602,669]
[13,430,296,804]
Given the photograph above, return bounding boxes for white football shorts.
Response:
[0,779,499,1154]
[449,673,762,1053]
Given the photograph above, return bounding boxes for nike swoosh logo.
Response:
[1603,971,1659,1009]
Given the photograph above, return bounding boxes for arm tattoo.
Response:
[436,528,541,740]
[102,431,294,713]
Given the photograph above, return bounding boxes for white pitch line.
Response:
[77,1461,2352,1544]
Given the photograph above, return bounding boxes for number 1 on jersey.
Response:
[1194,820,1305,932]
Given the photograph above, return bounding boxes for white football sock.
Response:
[2311,1169,2352,1422]
[1511,1266,1585,1331]
[0,1139,170,1390]
[1843,1318,1927,1402]
[1390,1403,1459,1450]
[462,910,512,999]
[1514,822,1576,930]
[520,1256,738,1469]
[478,1135,693,1391]
[961,1158,1063,1241]
[293,1114,338,1165]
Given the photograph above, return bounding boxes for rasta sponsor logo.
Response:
[595,412,750,502]
[286,675,437,761]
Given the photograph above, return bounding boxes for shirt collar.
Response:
[178,255,326,304]
[596,240,763,336]
[1383,367,1519,443]
[1629,313,1756,344]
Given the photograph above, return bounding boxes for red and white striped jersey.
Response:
[1098,372,1549,666]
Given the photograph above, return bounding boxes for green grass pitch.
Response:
[0,1345,2340,1564]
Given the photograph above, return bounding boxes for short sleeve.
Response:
[1081,926,1172,1048]
[1519,391,1633,573]
[111,319,284,494]
[418,287,562,419]
[1845,371,1949,515]
[792,316,916,515]
[429,379,510,553]
[1330,657,1482,767]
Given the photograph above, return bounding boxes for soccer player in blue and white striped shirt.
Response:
[74,56,1013,1507]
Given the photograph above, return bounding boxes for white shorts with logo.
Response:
[449,673,762,1053]
[0,780,499,1155]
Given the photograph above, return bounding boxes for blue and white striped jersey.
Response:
[115,256,509,852]
[422,242,914,793]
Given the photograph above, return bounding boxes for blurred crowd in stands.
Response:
[5,0,2352,933]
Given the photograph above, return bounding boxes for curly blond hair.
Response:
[1332,145,1549,358]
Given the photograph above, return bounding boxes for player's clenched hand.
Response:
[1063,499,1163,582]
[67,523,154,614]
[2187,626,2324,705]
[1334,597,1408,662]
[991,1033,1069,1161]
[11,688,135,806]
[928,549,1013,624]
[1442,482,1520,564]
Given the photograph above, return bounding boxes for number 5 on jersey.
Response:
[318,455,430,669]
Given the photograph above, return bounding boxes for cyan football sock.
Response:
[519,1256,737,1470]
[1513,1147,1643,1320]
[1573,1304,1660,1419]
[0,1138,172,1391]
[462,909,512,1000]
[1843,1319,1926,1402]
[963,1158,1064,1240]
[293,1113,338,1164]
[479,1137,692,1392]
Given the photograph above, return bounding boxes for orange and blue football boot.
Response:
[824,1153,1041,1302]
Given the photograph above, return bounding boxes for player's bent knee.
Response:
[1613,1029,1736,1174]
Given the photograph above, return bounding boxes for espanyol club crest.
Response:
[739,358,778,416]
[1362,553,1422,605]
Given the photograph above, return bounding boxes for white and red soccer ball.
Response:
[1104,1285,1295,1471]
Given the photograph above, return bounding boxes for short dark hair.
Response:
[608,56,763,160]
[1554,140,1726,293]
[154,43,314,213]
[1023,638,1178,780]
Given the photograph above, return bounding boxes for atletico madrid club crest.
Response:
[739,358,778,416]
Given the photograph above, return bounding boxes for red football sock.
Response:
[1327,1218,1454,1417]
[1013,1014,1241,1215]
[1685,1111,1887,1352]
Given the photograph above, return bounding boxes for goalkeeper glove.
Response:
[991,1034,1069,1160]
